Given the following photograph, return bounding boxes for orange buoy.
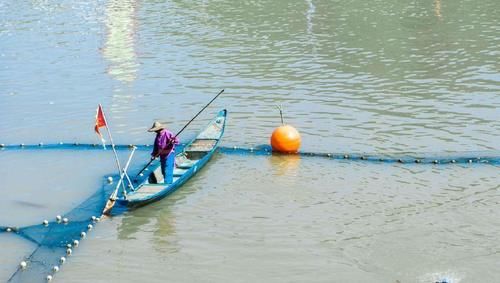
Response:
[271,125,301,153]
[270,105,301,153]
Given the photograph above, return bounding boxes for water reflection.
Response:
[114,173,215,254]
[102,0,139,83]
[268,154,301,176]
[116,159,223,254]
[305,0,315,34]
[118,202,175,239]
[434,0,442,20]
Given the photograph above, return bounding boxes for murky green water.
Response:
[1,0,499,282]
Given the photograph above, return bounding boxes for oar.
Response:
[134,89,225,178]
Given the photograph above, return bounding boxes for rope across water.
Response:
[1,142,499,165]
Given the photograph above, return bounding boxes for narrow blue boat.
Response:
[115,109,227,210]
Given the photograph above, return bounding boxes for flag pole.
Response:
[98,104,126,194]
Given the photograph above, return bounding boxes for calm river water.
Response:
[1,0,499,282]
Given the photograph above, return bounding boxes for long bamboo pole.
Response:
[135,89,224,178]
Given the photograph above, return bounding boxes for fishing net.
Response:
[219,145,500,166]
[0,144,154,282]
[1,143,499,165]
[1,143,498,282]
[5,177,113,282]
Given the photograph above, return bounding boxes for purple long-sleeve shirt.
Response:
[152,129,179,160]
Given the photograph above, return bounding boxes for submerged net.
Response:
[3,176,117,283]
[1,143,498,282]
[0,144,188,282]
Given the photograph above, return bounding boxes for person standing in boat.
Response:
[148,121,179,183]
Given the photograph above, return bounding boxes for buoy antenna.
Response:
[276,105,284,125]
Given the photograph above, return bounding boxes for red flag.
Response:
[95,105,107,146]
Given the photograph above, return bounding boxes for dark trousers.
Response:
[160,152,175,183]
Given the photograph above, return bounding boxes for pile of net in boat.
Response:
[1,142,499,282]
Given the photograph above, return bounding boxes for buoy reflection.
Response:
[268,154,301,177]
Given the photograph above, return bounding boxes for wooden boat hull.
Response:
[114,109,227,211]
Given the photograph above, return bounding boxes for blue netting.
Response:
[1,142,499,165]
[4,176,116,282]
[220,145,500,165]
[0,144,184,282]
[1,142,498,281]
